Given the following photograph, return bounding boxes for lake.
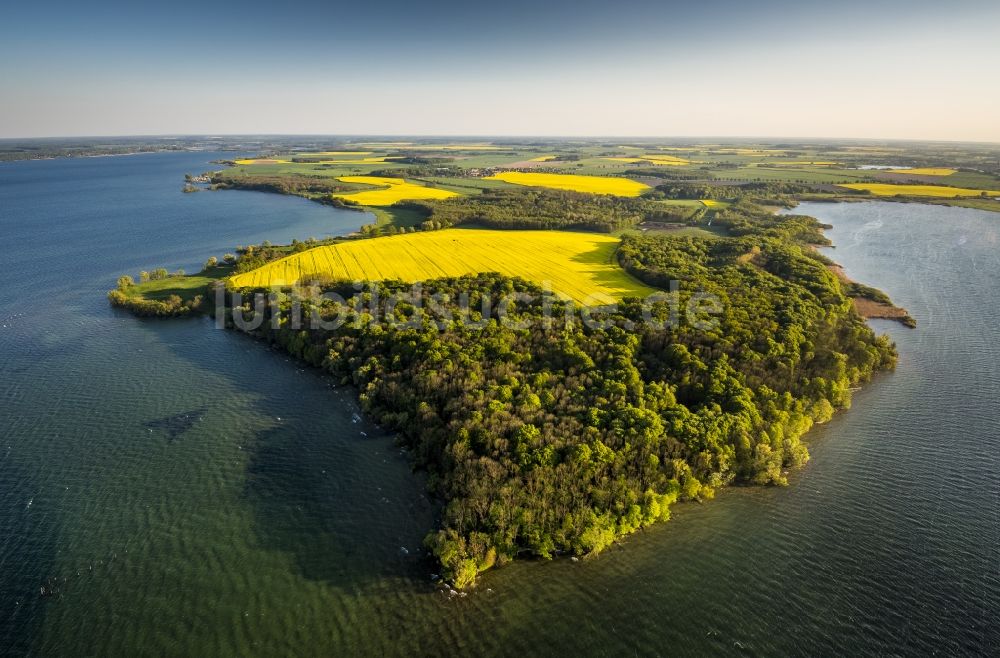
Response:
[1,156,997,656]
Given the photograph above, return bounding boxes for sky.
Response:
[2,0,999,141]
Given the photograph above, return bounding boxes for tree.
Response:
[223,253,237,264]
[205,256,218,269]
[139,271,150,283]
[117,275,135,290]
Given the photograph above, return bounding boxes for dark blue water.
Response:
[1,156,998,657]
[0,152,371,301]
[0,153,439,656]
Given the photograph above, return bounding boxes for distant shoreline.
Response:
[0,147,192,163]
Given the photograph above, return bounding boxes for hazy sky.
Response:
[2,0,999,140]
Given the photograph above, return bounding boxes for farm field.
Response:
[604,155,691,166]
[889,168,957,176]
[225,159,410,178]
[707,147,789,155]
[647,199,716,219]
[227,229,655,304]
[212,140,1000,223]
[875,169,998,189]
[755,160,839,166]
[332,176,461,205]
[485,172,650,196]
[302,151,374,156]
[304,157,402,164]
[838,183,1000,198]
[389,144,506,151]
[716,166,867,183]
[411,176,515,193]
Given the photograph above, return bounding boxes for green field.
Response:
[124,267,228,302]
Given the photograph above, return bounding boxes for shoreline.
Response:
[796,192,1000,214]
[826,263,916,327]
[781,202,917,328]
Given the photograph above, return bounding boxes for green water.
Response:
[1,156,997,656]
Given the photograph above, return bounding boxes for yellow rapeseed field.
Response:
[305,157,402,164]
[889,168,957,176]
[227,229,655,304]
[485,172,649,196]
[529,155,557,162]
[645,155,690,165]
[305,151,374,156]
[605,156,690,166]
[233,158,291,165]
[604,154,691,167]
[332,176,460,206]
[839,183,1000,197]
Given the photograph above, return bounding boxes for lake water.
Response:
[1,156,997,656]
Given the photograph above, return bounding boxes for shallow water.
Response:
[1,158,997,656]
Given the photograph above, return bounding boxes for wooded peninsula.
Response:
[105,138,986,588]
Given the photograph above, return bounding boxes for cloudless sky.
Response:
[2,0,999,140]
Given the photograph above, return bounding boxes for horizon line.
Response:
[3,133,1000,146]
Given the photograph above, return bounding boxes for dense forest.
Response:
[210,172,364,199]
[711,199,835,243]
[648,181,814,205]
[404,189,693,232]
[224,199,897,587]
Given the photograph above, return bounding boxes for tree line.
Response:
[403,189,693,233]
